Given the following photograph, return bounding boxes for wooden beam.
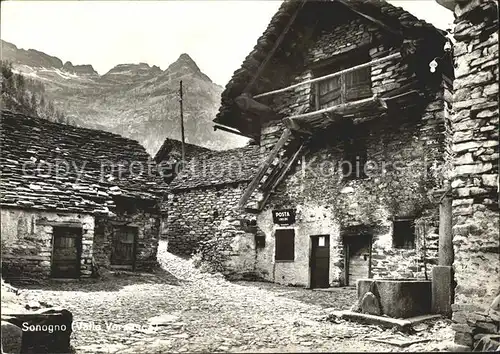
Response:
[384,90,424,109]
[243,0,308,95]
[380,80,420,98]
[254,52,401,99]
[214,124,252,138]
[282,117,314,135]
[286,95,387,122]
[239,128,292,209]
[335,0,403,39]
[235,93,278,116]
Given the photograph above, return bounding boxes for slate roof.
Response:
[0,110,166,214]
[214,0,447,132]
[169,146,265,191]
[154,138,212,163]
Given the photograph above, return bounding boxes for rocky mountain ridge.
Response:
[1,40,248,155]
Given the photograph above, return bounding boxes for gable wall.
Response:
[250,15,448,286]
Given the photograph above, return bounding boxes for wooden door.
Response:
[310,235,330,288]
[51,227,82,278]
[345,235,372,287]
[111,226,137,270]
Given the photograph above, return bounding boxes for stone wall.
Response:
[0,208,94,282]
[308,19,374,63]
[447,0,499,348]
[255,95,445,285]
[1,202,160,281]
[93,205,160,272]
[164,183,250,257]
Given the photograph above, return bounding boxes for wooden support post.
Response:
[439,195,453,266]
[368,236,373,279]
[432,192,454,318]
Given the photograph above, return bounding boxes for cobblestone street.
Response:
[15,241,454,353]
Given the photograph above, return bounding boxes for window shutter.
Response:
[275,229,295,261]
[317,76,342,109]
[345,67,372,101]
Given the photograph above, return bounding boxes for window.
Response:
[342,136,368,180]
[393,219,416,249]
[255,235,266,249]
[313,51,372,110]
[275,229,295,261]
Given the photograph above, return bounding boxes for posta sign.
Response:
[272,209,296,225]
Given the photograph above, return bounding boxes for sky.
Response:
[1,1,454,86]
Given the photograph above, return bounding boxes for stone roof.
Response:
[0,110,166,214]
[214,0,447,132]
[169,146,265,191]
[154,138,212,163]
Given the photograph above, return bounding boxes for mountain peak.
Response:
[164,53,214,84]
[63,61,98,76]
[178,53,196,63]
[103,62,162,78]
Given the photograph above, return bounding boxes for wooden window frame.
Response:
[275,228,295,262]
[311,50,372,110]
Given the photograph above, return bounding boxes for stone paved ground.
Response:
[14,241,454,353]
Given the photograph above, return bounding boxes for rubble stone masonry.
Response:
[256,99,445,286]
[0,208,94,282]
[93,204,160,272]
[253,13,448,286]
[448,0,500,348]
[165,183,249,257]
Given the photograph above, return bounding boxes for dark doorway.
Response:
[111,226,137,270]
[51,227,82,278]
[344,234,372,287]
[310,235,330,288]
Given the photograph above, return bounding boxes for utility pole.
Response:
[179,80,186,163]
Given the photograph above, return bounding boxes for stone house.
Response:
[154,137,212,184]
[162,146,264,268]
[213,0,455,288]
[0,110,165,282]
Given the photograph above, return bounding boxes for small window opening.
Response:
[255,235,266,249]
[341,131,368,180]
[393,219,416,249]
